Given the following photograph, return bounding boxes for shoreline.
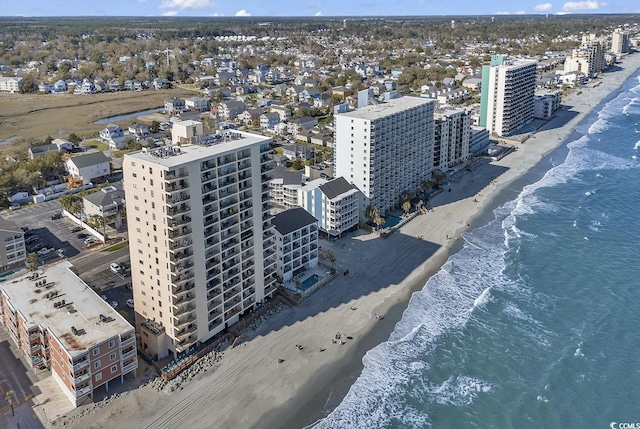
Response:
[54,53,640,429]
[263,54,640,429]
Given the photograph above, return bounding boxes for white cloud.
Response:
[495,11,511,14]
[562,1,606,11]
[515,10,526,14]
[315,11,322,16]
[162,10,178,15]
[159,0,211,9]
[534,3,553,11]
[234,9,251,16]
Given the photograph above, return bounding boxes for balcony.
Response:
[170,238,192,251]
[166,180,189,193]
[175,313,196,329]
[122,359,138,373]
[74,371,91,384]
[174,303,195,317]
[121,347,136,360]
[73,357,89,373]
[172,271,194,287]
[167,204,190,217]
[168,226,192,240]
[170,249,193,263]
[167,192,190,205]
[75,384,92,398]
[121,335,136,348]
[176,325,196,339]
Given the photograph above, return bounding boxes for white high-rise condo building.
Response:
[334,96,435,216]
[433,107,471,170]
[479,55,537,137]
[611,28,630,55]
[123,130,276,360]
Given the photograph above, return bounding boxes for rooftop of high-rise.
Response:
[336,96,434,121]
[125,130,271,168]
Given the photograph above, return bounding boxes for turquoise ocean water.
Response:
[314,69,640,428]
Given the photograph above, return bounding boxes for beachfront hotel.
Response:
[611,28,630,56]
[334,95,436,216]
[479,55,537,137]
[122,127,277,360]
[564,34,606,78]
[433,106,472,171]
[0,261,137,407]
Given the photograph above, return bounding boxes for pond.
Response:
[95,107,164,124]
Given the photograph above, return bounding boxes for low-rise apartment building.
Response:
[0,261,137,407]
[272,208,319,283]
[0,217,26,272]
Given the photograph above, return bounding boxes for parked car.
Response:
[83,237,96,245]
[71,226,82,233]
[126,299,134,308]
[77,233,88,239]
[110,301,118,308]
[20,226,28,232]
[51,212,62,220]
[28,243,45,252]
[37,247,54,257]
[9,204,20,210]
[25,235,40,245]
[110,263,122,274]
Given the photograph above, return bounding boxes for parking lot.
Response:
[3,201,135,325]
[4,200,89,260]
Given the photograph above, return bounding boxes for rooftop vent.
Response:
[71,326,86,336]
[53,299,66,308]
[99,314,114,323]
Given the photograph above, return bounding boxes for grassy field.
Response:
[0,88,199,142]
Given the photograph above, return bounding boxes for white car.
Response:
[110,263,122,274]
[126,299,134,308]
[37,247,54,257]
[84,237,96,244]
[110,301,118,308]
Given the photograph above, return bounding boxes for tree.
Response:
[26,253,38,271]
[5,390,15,416]
[402,201,411,214]
[373,212,385,231]
[67,133,81,144]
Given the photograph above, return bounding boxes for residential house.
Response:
[52,138,74,153]
[164,98,185,114]
[270,105,292,122]
[287,116,318,137]
[219,100,246,121]
[28,144,58,160]
[108,79,121,92]
[269,166,303,207]
[314,92,333,108]
[128,124,151,138]
[0,217,26,271]
[239,108,265,126]
[99,124,124,142]
[153,78,171,90]
[282,144,314,161]
[184,97,210,112]
[260,112,281,132]
[83,184,126,230]
[53,79,67,93]
[65,151,111,186]
[272,83,288,98]
[0,77,22,93]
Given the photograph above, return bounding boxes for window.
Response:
[109,340,115,348]
[111,365,118,373]
[95,373,102,382]
[110,352,116,361]
[132,173,137,178]
[92,348,100,356]
[94,360,101,369]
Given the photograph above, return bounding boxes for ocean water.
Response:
[314,70,640,429]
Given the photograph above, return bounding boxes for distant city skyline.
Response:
[3,0,639,18]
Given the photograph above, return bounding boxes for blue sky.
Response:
[3,0,638,17]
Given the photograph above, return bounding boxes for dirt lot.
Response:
[0,88,198,142]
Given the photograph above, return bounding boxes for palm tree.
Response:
[5,390,15,416]
[402,200,411,214]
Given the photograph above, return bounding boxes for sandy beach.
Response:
[49,53,640,429]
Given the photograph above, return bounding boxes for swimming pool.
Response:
[383,215,402,229]
[299,274,320,291]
